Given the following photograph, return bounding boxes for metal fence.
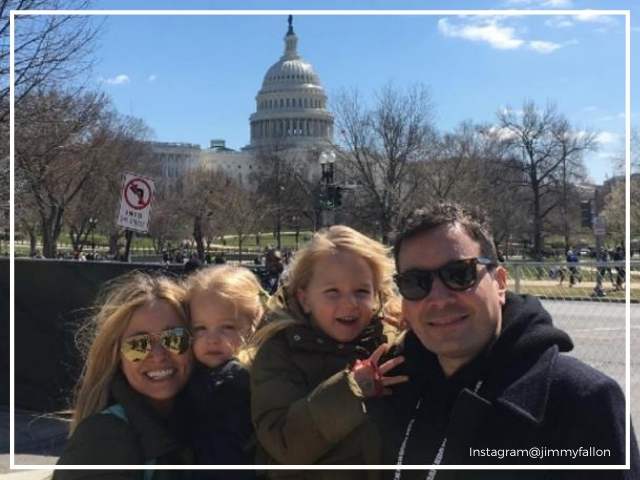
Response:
[503,261,639,423]
[504,260,638,301]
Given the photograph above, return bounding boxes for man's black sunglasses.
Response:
[394,257,497,301]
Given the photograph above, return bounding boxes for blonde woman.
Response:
[250,225,407,479]
[54,272,194,478]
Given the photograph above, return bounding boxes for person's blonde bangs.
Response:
[184,265,268,345]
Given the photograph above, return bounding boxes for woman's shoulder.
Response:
[57,411,144,466]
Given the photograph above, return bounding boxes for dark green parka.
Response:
[250,288,396,480]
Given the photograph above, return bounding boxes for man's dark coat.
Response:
[376,293,639,480]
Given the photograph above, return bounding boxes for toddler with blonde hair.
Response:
[184,265,265,471]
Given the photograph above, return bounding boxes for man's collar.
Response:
[492,345,558,425]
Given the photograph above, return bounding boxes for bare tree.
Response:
[496,101,597,259]
[417,121,505,201]
[146,192,189,255]
[172,165,230,261]
[606,130,640,243]
[0,138,7,237]
[0,1,100,239]
[551,119,590,251]
[0,0,100,122]
[252,143,320,247]
[411,121,530,257]
[15,89,149,257]
[601,176,640,245]
[253,145,288,249]
[0,112,8,240]
[334,83,435,243]
[612,128,640,175]
[218,182,265,263]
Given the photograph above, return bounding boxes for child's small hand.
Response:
[351,343,409,398]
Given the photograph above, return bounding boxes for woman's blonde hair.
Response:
[184,265,268,362]
[248,225,398,357]
[70,271,187,434]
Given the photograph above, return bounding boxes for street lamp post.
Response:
[319,152,336,228]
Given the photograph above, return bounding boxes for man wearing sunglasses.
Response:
[380,202,638,479]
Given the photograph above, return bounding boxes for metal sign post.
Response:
[116,172,156,262]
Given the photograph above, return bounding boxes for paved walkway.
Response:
[0,407,68,477]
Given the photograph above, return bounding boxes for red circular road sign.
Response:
[124,177,152,210]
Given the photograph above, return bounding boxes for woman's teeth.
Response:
[145,369,175,380]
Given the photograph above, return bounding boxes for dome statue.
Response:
[249,16,334,149]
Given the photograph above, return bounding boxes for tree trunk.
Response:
[69,225,89,253]
[29,230,37,257]
[562,158,570,253]
[380,215,391,245]
[109,232,121,256]
[532,183,543,261]
[152,236,165,254]
[193,216,205,261]
[42,230,56,258]
[41,205,64,258]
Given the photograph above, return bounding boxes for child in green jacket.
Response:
[249,225,407,479]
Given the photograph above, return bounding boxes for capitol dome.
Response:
[249,16,334,149]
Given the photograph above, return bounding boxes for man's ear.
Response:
[296,289,310,313]
[494,266,508,305]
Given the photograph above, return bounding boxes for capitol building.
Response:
[151,16,335,187]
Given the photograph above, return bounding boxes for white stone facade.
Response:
[149,141,200,179]
[200,149,255,186]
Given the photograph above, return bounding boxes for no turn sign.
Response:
[117,172,155,233]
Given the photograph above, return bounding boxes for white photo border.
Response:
[9,7,633,472]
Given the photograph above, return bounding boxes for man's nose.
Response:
[425,275,455,304]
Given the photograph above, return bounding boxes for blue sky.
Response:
[62,0,638,184]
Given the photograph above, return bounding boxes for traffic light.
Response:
[580,200,592,228]
[320,186,333,209]
[334,186,343,207]
[320,185,343,210]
